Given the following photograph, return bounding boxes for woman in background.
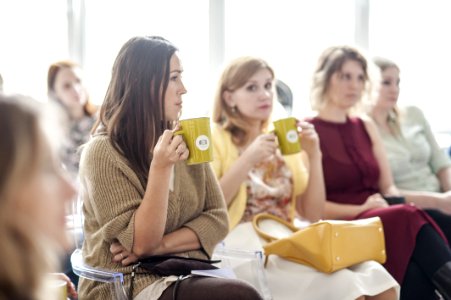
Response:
[369,57,451,246]
[211,56,398,300]
[48,60,97,287]
[0,94,77,299]
[369,57,451,212]
[308,45,451,300]
[48,60,97,178]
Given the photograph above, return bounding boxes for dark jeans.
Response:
[425,208,451,243]
[401,224,451,300]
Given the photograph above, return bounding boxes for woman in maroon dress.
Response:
[308,46,451,300]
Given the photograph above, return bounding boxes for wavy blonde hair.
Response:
[372,57,402,136]
[212,57,274,146]
[0,95,57,300]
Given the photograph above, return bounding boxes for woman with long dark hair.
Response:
[78,36,262,300]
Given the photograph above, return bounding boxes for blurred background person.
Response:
[369,57,451,249]
[47,60,98,179]
[48,60,98,288]
[308,46,451,300]
[0,94,77,299]
[369,57,451,215]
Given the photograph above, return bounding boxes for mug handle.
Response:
[252,213,298,242]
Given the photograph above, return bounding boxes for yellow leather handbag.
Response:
[252,213,386,273]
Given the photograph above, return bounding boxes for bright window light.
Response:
[1,0,449,136]
[0,0,68,101]
[369,0,451,133]
[224,0,355,119]
[83,0,209,119]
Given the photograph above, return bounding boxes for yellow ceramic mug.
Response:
[273,117,301,155]
[49,278,67,300]
[174,117,213,165]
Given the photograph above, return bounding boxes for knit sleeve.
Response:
[79,137,143,252]
[183,164,229,257]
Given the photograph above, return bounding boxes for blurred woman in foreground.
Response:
[0,94,77,299]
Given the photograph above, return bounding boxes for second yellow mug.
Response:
[175,117,213,165]
[273,117,301,155]
[48,278,67,300]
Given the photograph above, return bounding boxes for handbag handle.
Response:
[252,213,298,242]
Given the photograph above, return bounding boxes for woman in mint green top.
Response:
[369,57,451,215]
[375,106,450,192]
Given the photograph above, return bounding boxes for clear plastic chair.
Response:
[68,195,270,300]
[68,196,128,300]
[212,243,272,300]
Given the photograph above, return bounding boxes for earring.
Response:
[231,106,237,113]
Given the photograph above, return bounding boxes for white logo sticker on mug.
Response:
[196,135,210,151]
[286,130,299,143]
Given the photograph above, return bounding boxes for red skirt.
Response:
[357,204,447,283]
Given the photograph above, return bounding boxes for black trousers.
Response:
[424,208,451,243]
[401,224,451,300]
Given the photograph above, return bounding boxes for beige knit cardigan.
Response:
[78,135,228,299]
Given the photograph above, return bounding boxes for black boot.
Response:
[433,261,451,300]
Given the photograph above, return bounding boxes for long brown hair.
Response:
[311,46,371,113]
[47,60,97,116]
[0,94,54,300]
[212,57,274,146]
[92,36,177,185]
